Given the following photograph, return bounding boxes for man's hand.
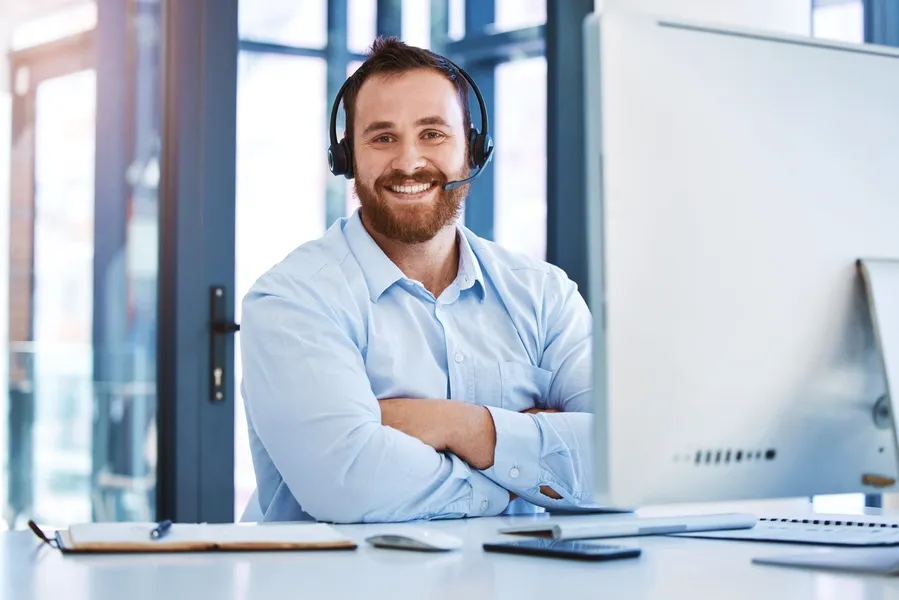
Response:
[379,398,497,470]
[380,399,564,501]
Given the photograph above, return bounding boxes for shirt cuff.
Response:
[467,470,512,517]
[483,406,542,491]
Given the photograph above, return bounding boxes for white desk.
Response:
[2,514,899,600]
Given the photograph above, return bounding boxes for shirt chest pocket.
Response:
[476,361,553,412]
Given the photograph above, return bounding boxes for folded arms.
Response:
[241,271,595,523]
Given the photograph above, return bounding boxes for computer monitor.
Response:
[584,4,899,508]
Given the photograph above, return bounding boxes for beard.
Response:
[354,164,469,244]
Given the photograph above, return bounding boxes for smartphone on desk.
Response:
[483,538,642,562]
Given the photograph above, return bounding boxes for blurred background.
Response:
[0,0,878,528]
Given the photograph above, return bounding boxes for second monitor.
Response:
[585,5,899,508]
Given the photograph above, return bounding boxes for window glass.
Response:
[3,1,161,529]
[494,0,546,33]
[449,0,465,41]
[812,1,863,43]
[233,54,328,519]
[402,0,431,48]
[11,2,97,50]
[493,57,547,260]
[239,0,327,48]
[0,92,8,527]
[348,0,377,53]
[30,70,97,526]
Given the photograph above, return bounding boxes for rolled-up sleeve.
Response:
[241,273,510,523]
[479,268,598,509]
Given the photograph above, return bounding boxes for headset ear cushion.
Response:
[342,139,354,179]
[328,139,354,179]
[469,127,485,168]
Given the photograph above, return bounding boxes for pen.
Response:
[150,520,173,540]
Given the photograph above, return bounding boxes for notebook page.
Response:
[198,523,349,544]
[68,523,210,545]
[67,522,351,546]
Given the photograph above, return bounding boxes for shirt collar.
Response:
[343,209,487,303]
[343,210,405,302]
[456,227,487,302]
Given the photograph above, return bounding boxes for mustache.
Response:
[377,169,447,188]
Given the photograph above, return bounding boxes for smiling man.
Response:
[240,37,598,523]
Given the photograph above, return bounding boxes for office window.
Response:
[10,2,97,50]
[810,0,865,517]
[0,93,8,532]
[494,57,547,260]
[233,54,328,518]
[449,0,465,41]
[3,1,162,529]
[30,71,97,527]
[239,0,328,47]
[812,0,864,43]
[402,0,431,48]
[495,0,546,32]
[348,0,377,53]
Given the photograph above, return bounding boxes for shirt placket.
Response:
[437,299,474,403]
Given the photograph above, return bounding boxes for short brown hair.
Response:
[342,37,472,150]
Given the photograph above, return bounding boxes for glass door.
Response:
[27,68,99,526]
[2,0,165,528]
[3,0,241,528]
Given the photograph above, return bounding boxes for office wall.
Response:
[615,0,812,35]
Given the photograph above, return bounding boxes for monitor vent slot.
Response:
[674,448,777,465]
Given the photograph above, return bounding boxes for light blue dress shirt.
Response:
[240,209,596,523]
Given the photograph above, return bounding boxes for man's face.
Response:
[352,68,469,244]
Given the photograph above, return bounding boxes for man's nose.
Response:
[392,139,427,174]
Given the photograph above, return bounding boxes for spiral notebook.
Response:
[674,514,899,547]
[30,520,357,554]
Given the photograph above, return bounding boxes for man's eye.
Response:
[374,135,393,143]
[423,131,444,139]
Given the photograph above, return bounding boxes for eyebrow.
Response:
[361,116,452,136]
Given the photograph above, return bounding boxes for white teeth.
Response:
[389,183,432,194]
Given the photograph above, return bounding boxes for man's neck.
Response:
[365,222,460,298]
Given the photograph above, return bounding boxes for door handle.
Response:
[209,286,239,403]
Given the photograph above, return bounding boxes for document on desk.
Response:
[53,522,357,554]
[753,547,899,575]
[675,514,899,546]
[498,513,757,541]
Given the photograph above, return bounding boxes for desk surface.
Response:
[3,512,899,600]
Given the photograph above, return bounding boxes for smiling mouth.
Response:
[386,182,436,196]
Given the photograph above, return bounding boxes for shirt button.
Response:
[481,499,489,510]
[454,352,464,363]
[510,467,520,479]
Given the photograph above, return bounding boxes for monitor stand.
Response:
[858,258,899,468]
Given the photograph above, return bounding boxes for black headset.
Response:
[327,56,494,191]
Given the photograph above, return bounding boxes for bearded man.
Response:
[240,37,598,523]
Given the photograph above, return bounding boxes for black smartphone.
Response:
[482,538,642,562]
